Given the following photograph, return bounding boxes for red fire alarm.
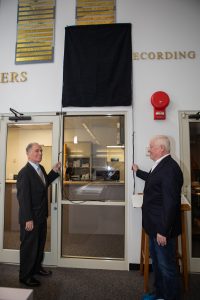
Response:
[151,91,170,120]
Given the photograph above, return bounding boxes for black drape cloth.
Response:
[62,23,132,107]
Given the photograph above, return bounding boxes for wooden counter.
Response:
[6,180,17,184]
[63,181,125,201]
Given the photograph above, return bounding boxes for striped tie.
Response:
[37,166,46,185]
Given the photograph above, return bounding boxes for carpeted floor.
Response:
[0,263,200,300]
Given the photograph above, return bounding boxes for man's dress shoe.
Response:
[37,267,52,276]
[20,277,41,287]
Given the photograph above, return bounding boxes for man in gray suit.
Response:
[17,143,61,287]
[132,135,183,300]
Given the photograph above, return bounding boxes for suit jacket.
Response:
[136,155,183,238]
[17,162,59,224]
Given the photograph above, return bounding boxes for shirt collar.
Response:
[28,161,39,171]
[155,153,170,165]
[151,154,170,171]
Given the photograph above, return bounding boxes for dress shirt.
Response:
[28,161,46,184]
[151,154,170,172]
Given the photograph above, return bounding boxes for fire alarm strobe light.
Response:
[151,91,170,120]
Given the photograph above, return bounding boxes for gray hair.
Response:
[152,135,170,153]
[26,143,40,154]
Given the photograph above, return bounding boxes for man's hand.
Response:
[157,233,167,246]
[25,220,34,231]
[53,162,61,172]
[132,164,139,172]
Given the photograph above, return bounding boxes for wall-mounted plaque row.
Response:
[16,0,56,64]
[76,0,116,25]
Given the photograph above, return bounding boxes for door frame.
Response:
[57,108,133,271]
[0,113,61,265]
[179,110,200,272]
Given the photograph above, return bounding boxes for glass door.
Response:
[0,114,60,265]
[59,114,127,270]
[179,111,200,272]
[189,122,200,258]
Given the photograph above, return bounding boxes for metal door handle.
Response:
[54,183,57,203]
[50,182,58,204]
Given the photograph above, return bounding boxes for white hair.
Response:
[152,135,170,153]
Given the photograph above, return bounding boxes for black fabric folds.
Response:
[62,23,132,107]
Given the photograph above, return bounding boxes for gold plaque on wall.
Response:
[15,0,56,64]
[76,0,116,25]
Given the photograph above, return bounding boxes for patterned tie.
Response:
[37,166,46,185]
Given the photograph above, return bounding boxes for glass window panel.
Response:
[61,204,125,259]
[3,123,52,252]
[62,115,125,202]
[190,122,200,257]
[4,183,19,249]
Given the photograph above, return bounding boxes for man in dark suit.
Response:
[17,142,61,287]
[132,135,183,300]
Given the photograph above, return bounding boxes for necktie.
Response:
[37,166,46,185]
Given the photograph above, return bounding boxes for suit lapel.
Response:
[150,155,171,176]
[144,156,171,191]
[27,163,46,187]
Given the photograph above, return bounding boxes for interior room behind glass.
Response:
[190,122,200,257]
[62,115,125,202]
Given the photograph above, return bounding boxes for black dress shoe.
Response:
[37,267,52,276]
[20,277,41,287]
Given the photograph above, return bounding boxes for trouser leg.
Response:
[20,224,39,280]
[150,236,181,300]
[149,237,163,298]
[33,220,47,274]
